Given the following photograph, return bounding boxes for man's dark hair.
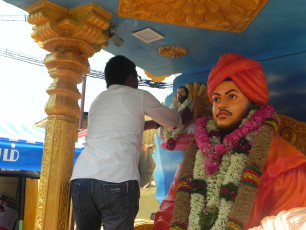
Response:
[104,55,137,88]
[178,86,189,97]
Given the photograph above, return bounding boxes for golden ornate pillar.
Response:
[26,2,112,229]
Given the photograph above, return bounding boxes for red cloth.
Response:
[152,163,181,230]
[245,134,306,229]
[153,134,306,230]
[207,53,269,105]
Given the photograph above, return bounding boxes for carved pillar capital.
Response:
[26,1,112,119]
[27,1,111,56]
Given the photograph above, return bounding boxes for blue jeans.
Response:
[71,179,140,230]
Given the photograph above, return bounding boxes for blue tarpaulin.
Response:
[0,124,84,176]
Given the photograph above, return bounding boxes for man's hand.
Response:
[144,120,161,131]
[180,108,194,125]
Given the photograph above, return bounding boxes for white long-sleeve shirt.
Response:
[71,85,181,183]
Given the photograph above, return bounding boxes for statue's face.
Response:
[212,80,251,130]
[177,88,188,104]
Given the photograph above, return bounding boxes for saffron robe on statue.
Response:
[153,134,306,230]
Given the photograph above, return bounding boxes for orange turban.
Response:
[207,53,269,105]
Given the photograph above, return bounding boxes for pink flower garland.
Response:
[194,105,276,174]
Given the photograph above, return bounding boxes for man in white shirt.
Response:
[70,55,192,230]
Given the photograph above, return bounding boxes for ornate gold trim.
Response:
[159,46,187,58]
[27,1,112,56]
[118,0,269,33]
[278,114,306,155]
[144,71,170,82]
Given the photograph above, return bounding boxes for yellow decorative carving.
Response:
[134,219,154,229]
[27,1,112,56]
[159,46,187,58]
[144,71,170,82]
[118,0,268,33]
[43,50,88,118]
[278,114,306,155]
[25,1,113,230]
[35,117,77,230]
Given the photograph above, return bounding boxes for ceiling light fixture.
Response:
[132,28,164,43]
[159,46,187,58]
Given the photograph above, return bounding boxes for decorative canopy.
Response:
[3,0,306,122]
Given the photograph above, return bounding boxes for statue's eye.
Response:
[213,97,220,103]
[229,94,237,100]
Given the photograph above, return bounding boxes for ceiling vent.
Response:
[132,28,164,43]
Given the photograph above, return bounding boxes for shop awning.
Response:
[0,124,84,177]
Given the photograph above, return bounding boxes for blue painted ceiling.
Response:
[4,0,306,121]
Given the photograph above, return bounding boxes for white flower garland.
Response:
[189,149,206,229]
[189,193,205,229]
[212,153,247,229]
[169,97,192,111]
[188,144,250,229]
[163,98,193,141]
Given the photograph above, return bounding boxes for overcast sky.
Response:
[0,1,175,126]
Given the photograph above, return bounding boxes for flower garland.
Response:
[163,98,193,150]
[170,105,279,230]
[188,147,249,230]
